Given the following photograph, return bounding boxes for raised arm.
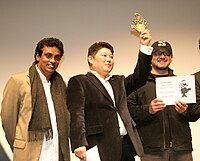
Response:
[125,30,153,95]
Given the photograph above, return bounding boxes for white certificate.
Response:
[156,75,196,105]
[83,145,101,161]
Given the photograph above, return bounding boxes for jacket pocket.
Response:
[86,125,103,136]
[13,139,26,149]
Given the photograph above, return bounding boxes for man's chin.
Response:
[108,69,113,73]
[46,69,56,75]
[156,66,168,70]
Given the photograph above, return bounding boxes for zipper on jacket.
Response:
[162,110,166,149]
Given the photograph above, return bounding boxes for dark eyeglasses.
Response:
[153,50,171,56]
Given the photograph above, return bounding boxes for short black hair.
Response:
[87,41,114,66]
[34,37,64,63]
[88,41,114,57]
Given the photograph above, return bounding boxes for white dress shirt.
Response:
[91,71,128,136]
[36,65,59,161]
[140,44,153,55]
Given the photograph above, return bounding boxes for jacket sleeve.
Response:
[127,91,153,125]
[125,51,152,96]
[1,76,20,151]
[66,76,88,151]
[182,76,200,121]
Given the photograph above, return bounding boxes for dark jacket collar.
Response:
[149,68,175,81]
[86,72,115,105]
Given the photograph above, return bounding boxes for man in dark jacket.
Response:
[127,40,198,161]
[67,30,152,161]
[191,42,200,119]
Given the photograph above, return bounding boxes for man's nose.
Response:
[160,53,165,58]
[106,55,112,61]
[50,57,55,63]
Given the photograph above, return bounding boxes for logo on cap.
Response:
[157,40,168,47]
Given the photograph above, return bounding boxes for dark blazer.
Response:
[66,51,152,161]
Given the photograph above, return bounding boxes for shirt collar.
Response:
[89,70,112,81]
[35,65,50,85]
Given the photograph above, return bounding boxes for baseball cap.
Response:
[152,40,173,56]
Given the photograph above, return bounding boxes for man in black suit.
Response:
[66,30,152,161]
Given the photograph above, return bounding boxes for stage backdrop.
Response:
[0,0,200,160]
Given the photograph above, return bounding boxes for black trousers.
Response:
[121,135,137,161]
[141,149,193,161]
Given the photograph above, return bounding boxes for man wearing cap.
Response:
[127,40,196,161]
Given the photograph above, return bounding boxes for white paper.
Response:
[156,75,196,105]
[80,145,101,161]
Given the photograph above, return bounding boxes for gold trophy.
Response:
[131,13,148,33]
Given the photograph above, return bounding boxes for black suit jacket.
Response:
[67,51,151,161]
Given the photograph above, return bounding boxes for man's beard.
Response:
[155,65,168,71]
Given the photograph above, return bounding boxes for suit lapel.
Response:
[86,72,114,105]
[108,76,120,108]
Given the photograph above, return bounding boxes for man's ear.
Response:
[88,55,94,65]
[35,53,40,61]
